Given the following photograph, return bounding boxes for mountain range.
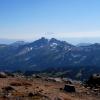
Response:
[0,37,100,79]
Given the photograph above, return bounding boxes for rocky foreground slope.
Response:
[0,73,99,100]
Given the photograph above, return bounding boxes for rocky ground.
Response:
[0,75,99,100]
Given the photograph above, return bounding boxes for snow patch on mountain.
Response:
[16,47,33,56]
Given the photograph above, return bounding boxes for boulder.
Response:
[64,84,75,92]
[86,74,100,88]
[0,72,7,78]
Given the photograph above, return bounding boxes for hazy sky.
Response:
[0,0,100,41]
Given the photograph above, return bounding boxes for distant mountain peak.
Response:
[13,41,26,44]
[89,43,100,47]
[10,41,27,47]
[76,43,92,47]
[93,43,100,46]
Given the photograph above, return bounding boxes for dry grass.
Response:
[0,77,99,100]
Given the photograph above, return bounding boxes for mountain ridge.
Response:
[0,37,100,79]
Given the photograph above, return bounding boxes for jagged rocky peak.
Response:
[39,37,48,41]
[35,37,48,44]
[49,38,60,43]
[49,38,70,46]
[29,37,49,47]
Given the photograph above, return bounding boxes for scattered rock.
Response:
[23,82,32,86]
[45,78,57,82]
[54,97,62,100]
[2,86,15,92]
[10,81,32,86]
[60,88,63,91]
[62,79,72,84]
[35,75,42,78]
[28,92,34,97]
[28,93,50,100]
[65,80,72,84]
[10,82,22,86]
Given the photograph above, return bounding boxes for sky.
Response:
[0,0,100,43]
